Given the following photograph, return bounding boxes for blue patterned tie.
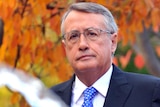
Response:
[82,87,98,107]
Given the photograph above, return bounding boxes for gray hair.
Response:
[61,2,118,35]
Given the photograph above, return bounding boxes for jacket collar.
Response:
[103,64,132,107]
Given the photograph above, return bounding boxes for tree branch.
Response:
[0,18,4,47]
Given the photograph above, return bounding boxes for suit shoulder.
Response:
[113,65,160,84]
[50,80,71,91]
[50,75,75,93]
[124,71,160,85]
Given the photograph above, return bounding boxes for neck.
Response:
[76,65,111,87]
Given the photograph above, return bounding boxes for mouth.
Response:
[76,55,95,61]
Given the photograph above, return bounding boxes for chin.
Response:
[72,60,98,70]
[75,64,98,72]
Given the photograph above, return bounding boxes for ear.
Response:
[62,39,66,47]
[111,33,118,55]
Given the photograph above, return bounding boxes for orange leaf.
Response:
[134,54,145,69]
[57,61,73,81]
[0,44,7,61]
[119,50,132,68]
[151,8,160,33]
[155,46,160,57]
[10,92,20,104]
[50,15,61,35]
[113,57,118,66]
[20,97,30,107]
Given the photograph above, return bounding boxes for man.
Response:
[51,2,160,107]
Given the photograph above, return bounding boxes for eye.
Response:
[86,29,98,37]
[68,31,80,41]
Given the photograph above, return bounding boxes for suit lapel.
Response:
[103,65,133,107]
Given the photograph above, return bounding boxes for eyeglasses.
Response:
[62,27,112,45]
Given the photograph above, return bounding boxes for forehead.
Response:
[63,10,106,32]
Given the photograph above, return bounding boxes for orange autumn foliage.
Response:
[134,54,145,69]
[0,0,72,82]
[155,46,160,57]
[119,50,132,68]
[91,0,160,45]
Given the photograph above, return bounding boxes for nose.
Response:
[78,34,89,51]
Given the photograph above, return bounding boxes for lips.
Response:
[76,54,95,61]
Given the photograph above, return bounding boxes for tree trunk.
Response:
[137,24,160,77]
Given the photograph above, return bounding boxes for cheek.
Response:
[99,47,111,60]
[95,41,112,59]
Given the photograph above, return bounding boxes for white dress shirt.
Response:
[71,65,113,107]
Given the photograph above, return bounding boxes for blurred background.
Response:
[0,0,160,106]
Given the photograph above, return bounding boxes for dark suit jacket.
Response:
[50,64,160,107]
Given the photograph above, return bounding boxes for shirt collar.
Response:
[72,76,87,104]
[72,65,113,103]
[92,65,113,97]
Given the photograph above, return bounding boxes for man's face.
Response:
[62,10,117,74]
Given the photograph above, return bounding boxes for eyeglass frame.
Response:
[62,27,113,45]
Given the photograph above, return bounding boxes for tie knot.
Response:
[83,87,98,101]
